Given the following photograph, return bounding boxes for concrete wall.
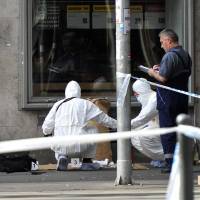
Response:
[0,0,55,164]
[0,0,36,140]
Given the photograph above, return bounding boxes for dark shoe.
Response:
[81,163,101,171]
[56,157,69,171]
[161,167,171,174]
[82,158,93,163]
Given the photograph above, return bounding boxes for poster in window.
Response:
[124,8,130,34]
[130,5,143,29]
[67,5,90,29]
[144,4,165,29]
[34,1,60,29]
[92,5,115,29]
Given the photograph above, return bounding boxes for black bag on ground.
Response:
[0,153,36,173]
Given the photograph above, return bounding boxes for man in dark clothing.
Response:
[148,28,192,173]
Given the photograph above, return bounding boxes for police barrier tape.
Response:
[116,72,131,107]
[166,143,180,200]
[0,125,198,154]
[0,127,177,154]
[131,76,200,99]
[116,72,200,107]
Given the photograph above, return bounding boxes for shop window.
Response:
[24,0,165,108]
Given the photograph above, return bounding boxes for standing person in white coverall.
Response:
[42,80,117,171]
[131,79,165,167]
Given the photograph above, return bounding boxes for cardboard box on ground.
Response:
[88,98,113,161]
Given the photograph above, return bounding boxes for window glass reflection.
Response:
[31,0,165,101]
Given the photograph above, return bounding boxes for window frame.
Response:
[19,0,194,110]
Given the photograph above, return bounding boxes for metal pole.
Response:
[115,0,132,185]
[176,114,193,200]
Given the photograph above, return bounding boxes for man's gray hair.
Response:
[159,28,179,43]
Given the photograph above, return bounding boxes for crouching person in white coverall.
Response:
[131,79,165,167]
[42,80,117,171]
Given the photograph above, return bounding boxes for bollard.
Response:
[176,114,193,200]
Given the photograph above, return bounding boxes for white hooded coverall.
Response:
[42,81,117,160]
[131,79,164,161]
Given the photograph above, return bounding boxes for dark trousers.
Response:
[159,109,177,163]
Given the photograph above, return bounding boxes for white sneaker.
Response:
[150,160,166,168]
[31,161,39,171]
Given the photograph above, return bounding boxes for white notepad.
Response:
[137,65,149,73]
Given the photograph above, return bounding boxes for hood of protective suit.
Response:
[65,80,81,98]
[132,79,153,106]
[132,79,152,95]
